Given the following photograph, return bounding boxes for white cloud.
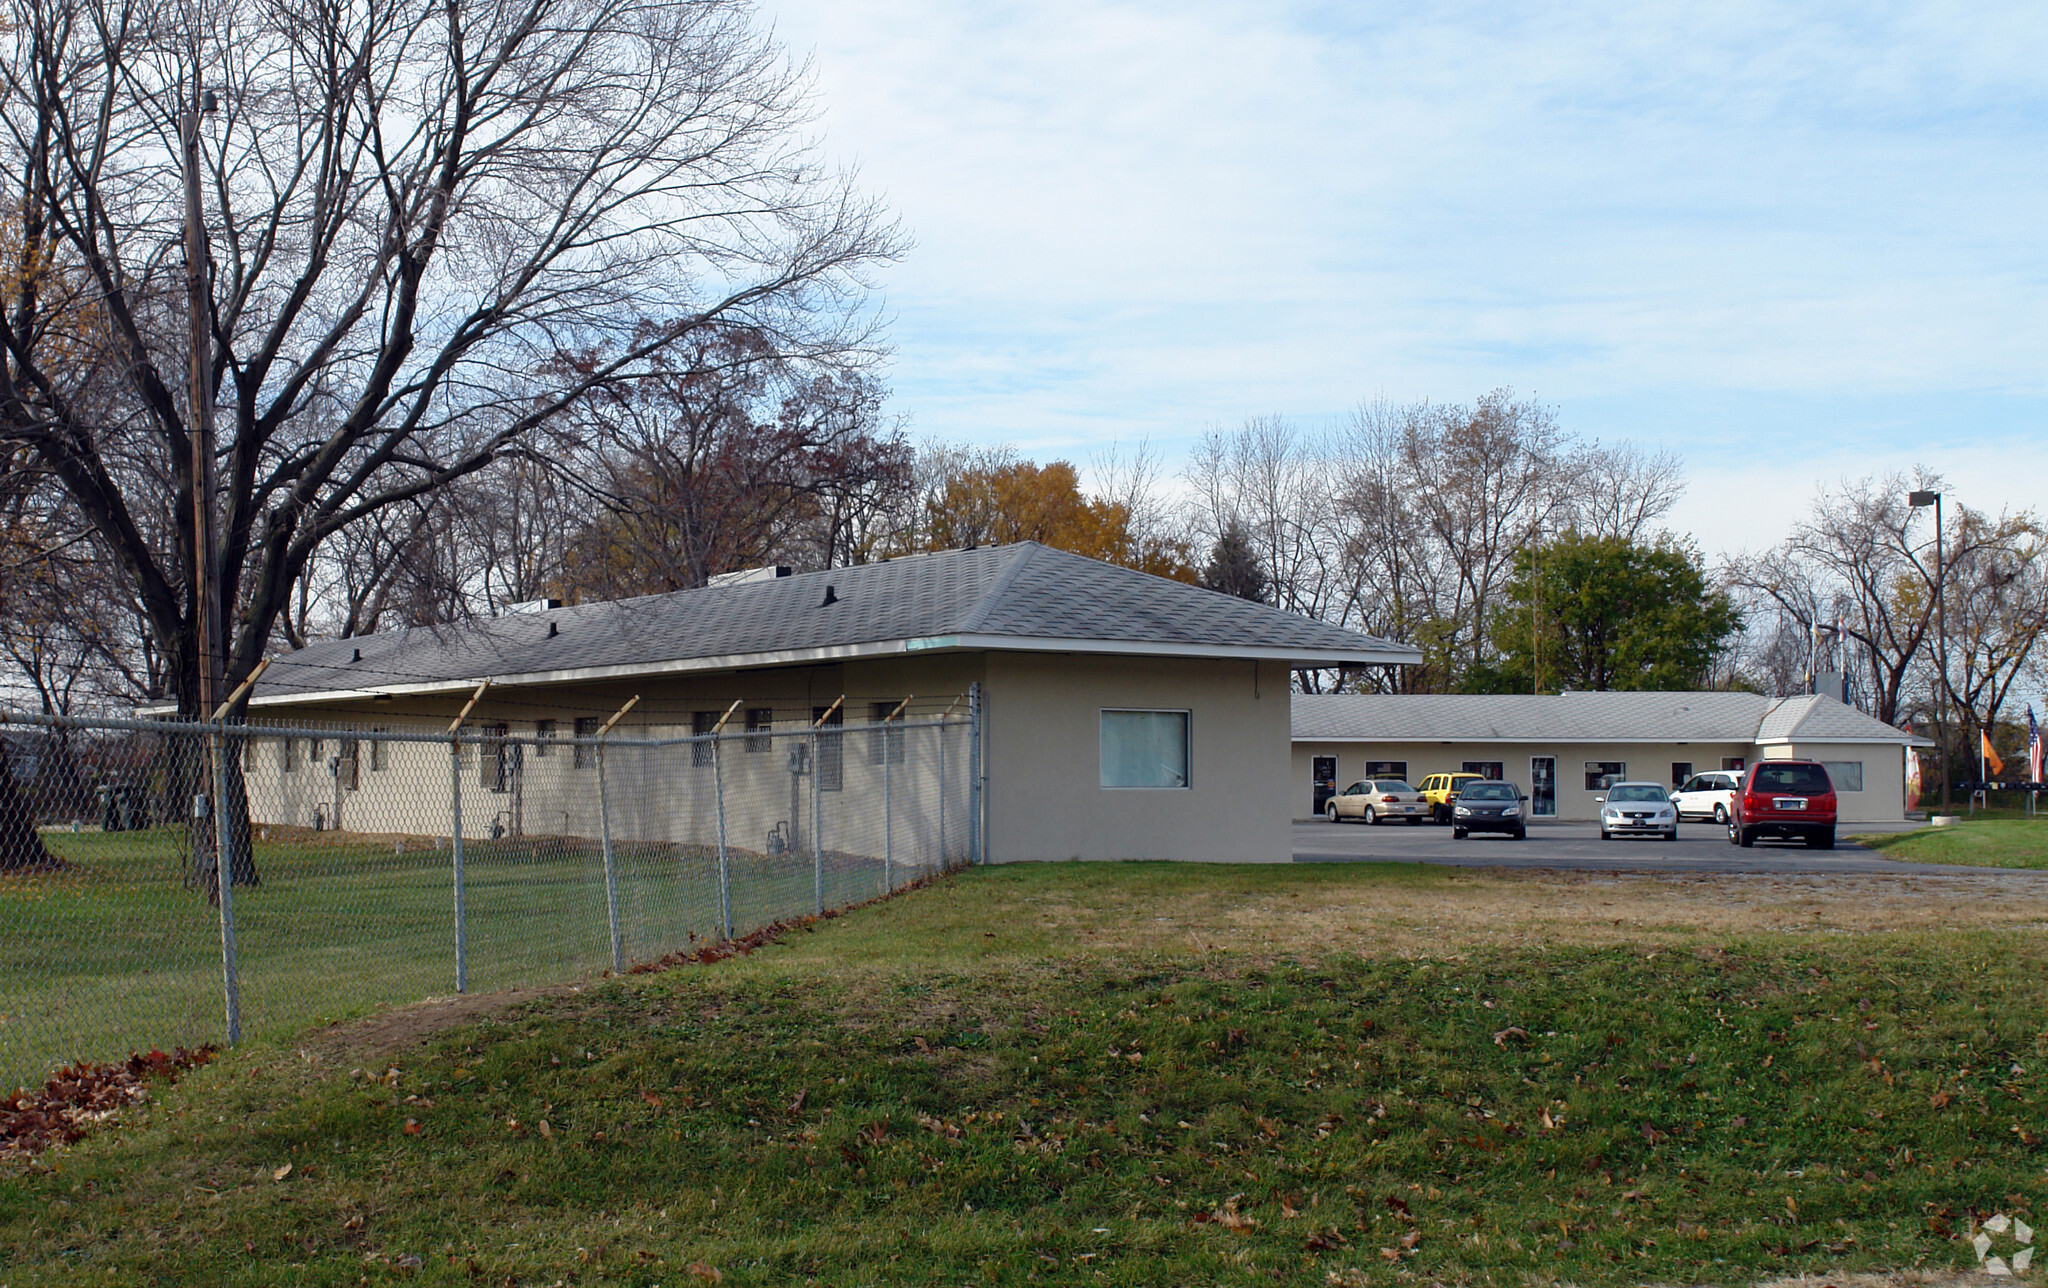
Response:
[762,0,2048,547]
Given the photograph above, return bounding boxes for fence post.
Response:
[813,728,825,916]
[712,700,740,941]
[968,681,983,865]
[448,740,467,994]
[206,725,242,1045]
[811,696,840,918]
[595,697,639,974]
[937,719,947,871]
[447,681,489,994]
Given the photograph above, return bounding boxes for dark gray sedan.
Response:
[1450,780,1527,840]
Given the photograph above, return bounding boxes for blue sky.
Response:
[760,0,2048,558]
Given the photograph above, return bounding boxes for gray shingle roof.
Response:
[1755,694,1934,745]
[1293,690,1929,746]
[254,542,1419,704]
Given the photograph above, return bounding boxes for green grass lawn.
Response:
[2,861,2044,1286]
[1853,817,2048,868]
[1,827,908,1091]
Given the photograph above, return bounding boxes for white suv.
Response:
[1670,770,1742,824]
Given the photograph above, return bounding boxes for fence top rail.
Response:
[1,708,969,747]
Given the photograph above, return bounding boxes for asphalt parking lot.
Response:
[1290,816,1985,874]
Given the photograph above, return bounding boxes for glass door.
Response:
[1312,756,1337,814]
[1530,756,1556,817]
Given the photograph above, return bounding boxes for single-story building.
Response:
[1291,691,1933,825]
[235,542,1419,862]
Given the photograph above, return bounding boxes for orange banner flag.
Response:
[1982,728,2005,778]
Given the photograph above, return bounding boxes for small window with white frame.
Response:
[1100,709,1190,789]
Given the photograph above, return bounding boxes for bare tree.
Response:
[0,0,902,717]
[1560,441,1685,542]
[1938,509,2048,743]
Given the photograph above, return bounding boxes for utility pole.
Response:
[1909,490,1947,814]
[185,83,222,885]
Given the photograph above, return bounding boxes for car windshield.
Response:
[1754,764,1830,795]
[1608,784,1668,803]
[1461,783,1515,801]
[1374,780,1414,794]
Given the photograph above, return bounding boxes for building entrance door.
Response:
[1312,756,1337,815]
[1530,756,1556,817]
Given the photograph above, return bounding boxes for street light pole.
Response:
[1909,490,1947,814]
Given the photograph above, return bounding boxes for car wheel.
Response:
[1712,803,1728,824]
[1806,828,1836,850]
[1663,828,1677,841]
[1452,827,1467,839]
[1737,826,1756,848]
[1599,828,1610,841]
[1364,806,1379,826]
[1327,804,1341,824]
[1511,828,1525,840]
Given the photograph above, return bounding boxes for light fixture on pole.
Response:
[1908,489,1947,814]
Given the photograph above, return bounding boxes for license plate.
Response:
[1773,798,1806,811]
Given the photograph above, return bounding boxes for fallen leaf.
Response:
[1785,1195,1799,1218]
[914,1037,933,1054]
[1281,1198,1301,1219]
[640,1090,664,1111]
[402,1119,421,1136]
[1492,1026,1527,1048]
[272,1163,293,1181]
[538,1120,554,1139]
[395,1253,423,1271]
[787,1089,807,1115]
[1399,1229,1420,1250]
[686,1261,723,1283]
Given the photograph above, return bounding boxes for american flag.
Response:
[2030,705,2043,786]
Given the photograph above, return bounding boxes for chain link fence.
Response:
[0,689,981,1091]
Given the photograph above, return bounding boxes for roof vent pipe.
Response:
[548,621,558,638]
[351,647,362,663]
[821,585,839,608]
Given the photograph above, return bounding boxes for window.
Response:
[813,705,843,792]
[1821,761,1864,792]
[1462,761,1504,780]
[1671,761,1693,788]
[868,702,907,765]
[1721,757,1746,772]
[370,732,387,772]
[482,723,512,792]
[573,716,600,769]
[281,737,298,774]
[1584,761,1626,791]
[338,740,360,791]
[534,720,556,758]
[1752,762,1831,795]
[692,710,718,766]
[745,708,774,754]
[1100,709,1190,789]
[309,737,325,766]
[1364,760,1407,779]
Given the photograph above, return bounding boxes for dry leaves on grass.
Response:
[0,1046,215,1156]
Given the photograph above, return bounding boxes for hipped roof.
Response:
[1292,690,1932,747]
[252,542,1421,706]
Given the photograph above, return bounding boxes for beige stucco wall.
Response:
[243,649,1295,864]
[1759,741,1908,824]
[981,654,1292,863]
[1290,741,1756,822]
[241,654,987,865]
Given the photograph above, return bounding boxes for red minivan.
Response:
[1728,760,1837,849]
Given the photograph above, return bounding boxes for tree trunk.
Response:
[0,738,59,872]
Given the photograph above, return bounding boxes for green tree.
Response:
[1472,532,1740,693]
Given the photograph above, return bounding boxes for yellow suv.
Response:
[1417,772,1486,824]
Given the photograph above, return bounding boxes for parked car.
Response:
[1670,770,1742,823]
[1450,780,1527,839]
[1418,772,1485,824]
[1598,781,1678,841]
[1729,760,1836,849]
[1327,779,1428,825]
